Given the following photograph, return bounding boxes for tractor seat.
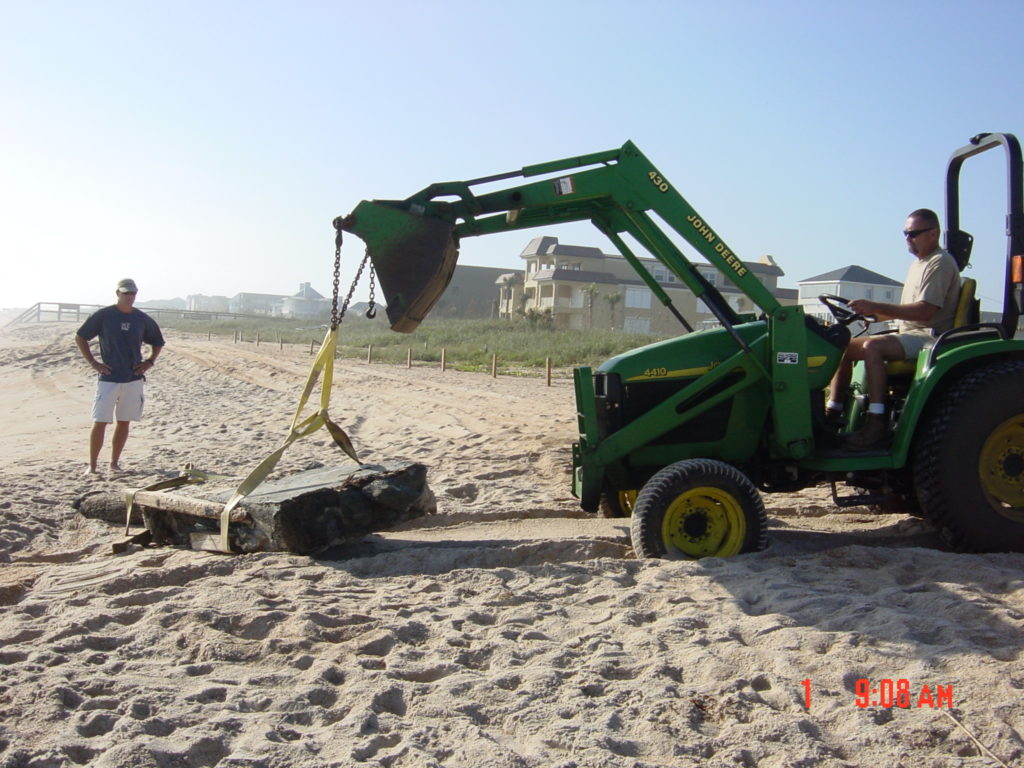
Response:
[886,277,977,376]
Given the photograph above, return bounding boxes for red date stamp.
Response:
[801,678,954,709]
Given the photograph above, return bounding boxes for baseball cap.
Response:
[117,278,139,294]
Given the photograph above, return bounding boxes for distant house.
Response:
[510,235,789,334]
[797,265,902,324]
[187,294,230,312]
[229,292,288,316]
[281,283,329,319]
[428,265,520,319]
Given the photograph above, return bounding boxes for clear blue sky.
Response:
[3,0,1023,314]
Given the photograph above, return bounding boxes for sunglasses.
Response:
[903,227,935,239]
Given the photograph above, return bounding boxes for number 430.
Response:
[648,171,670,193]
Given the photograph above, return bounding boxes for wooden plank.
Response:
[130,491,251,522]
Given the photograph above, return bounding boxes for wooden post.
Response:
[491,353,497,378]
[407,348,412,368]
[256,332,260,347]
[546,357,552,387]
[366,344,373,363]
[310,339,315,355]
[441,348,446,372]
[208,331,211,341]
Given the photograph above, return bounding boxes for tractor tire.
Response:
[630,459,767,560]
[913,361,1024,552]
[599,489,637,518]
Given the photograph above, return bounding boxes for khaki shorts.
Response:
[92,380,145,423]
[894,331,935,361]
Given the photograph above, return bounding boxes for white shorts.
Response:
[895,331,934,360]
[92,380,145,423]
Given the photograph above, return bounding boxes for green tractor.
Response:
[337,132,1024,558]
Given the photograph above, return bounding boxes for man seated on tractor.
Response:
[826,208,961,450]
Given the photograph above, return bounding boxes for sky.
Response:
[3,0,1024,315]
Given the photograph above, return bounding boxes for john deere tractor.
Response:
[337,132,1024,558]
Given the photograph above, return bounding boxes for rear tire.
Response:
[630,459,767,560]
[913,361,1024,551]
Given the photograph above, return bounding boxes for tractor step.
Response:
[829,480,889,508]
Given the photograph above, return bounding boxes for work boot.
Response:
[824,408,845,429]
[845,413,889,451]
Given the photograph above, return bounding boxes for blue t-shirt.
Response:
[77,306,165,383]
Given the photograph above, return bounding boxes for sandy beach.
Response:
[1,320,1022,768]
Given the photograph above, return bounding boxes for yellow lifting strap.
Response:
[216,327,360,553]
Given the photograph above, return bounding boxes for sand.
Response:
[1,321,1022,768]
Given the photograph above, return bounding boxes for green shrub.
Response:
[158,315,671,369]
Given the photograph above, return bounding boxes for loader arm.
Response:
[339,142,817,508]
[339,141,782,339]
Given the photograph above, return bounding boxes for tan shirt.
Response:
[898,247,961,335]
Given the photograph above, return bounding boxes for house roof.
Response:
[800,265,902,286]
[293,284,325,300]
[520,236,606,259]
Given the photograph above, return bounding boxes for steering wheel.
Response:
[819,294,872,326]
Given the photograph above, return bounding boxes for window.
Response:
[624,316,650,333]
[625,287,651,309]
[866,287,874,300]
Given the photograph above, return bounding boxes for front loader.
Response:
[337,133,1024,558]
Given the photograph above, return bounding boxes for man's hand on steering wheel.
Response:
[847,298,881,321]
[818,294,878,326]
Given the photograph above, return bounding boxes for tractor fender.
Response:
[889,338,1024,463]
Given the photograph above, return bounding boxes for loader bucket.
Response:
[340,201,459,333]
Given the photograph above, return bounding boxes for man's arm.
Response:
[75,334,111,376]
[848,299,939,323]
[133,345,163,375]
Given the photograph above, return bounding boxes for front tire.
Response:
[599,489,637,518]
[630,459,767,560]
[914,361,1024,552]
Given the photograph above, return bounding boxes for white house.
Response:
[798,265,902,324]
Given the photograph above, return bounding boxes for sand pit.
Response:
[1,321,1022,767]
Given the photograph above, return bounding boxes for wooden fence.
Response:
[6,302,271,327]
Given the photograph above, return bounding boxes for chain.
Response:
[330,220,343,330]
[331,218,378,326]
[366,263,377,319]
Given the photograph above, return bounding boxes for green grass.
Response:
[157,315,668,369]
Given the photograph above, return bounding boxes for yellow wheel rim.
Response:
[618,490,637,515]
[661,486,746,558]
[979,415,1024,520]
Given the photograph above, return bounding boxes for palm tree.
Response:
[604,291,623,329]
[581,283,600,329]
[500,274,522,318]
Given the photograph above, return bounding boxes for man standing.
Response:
[75,278,165,474]
[826,209,961,450]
